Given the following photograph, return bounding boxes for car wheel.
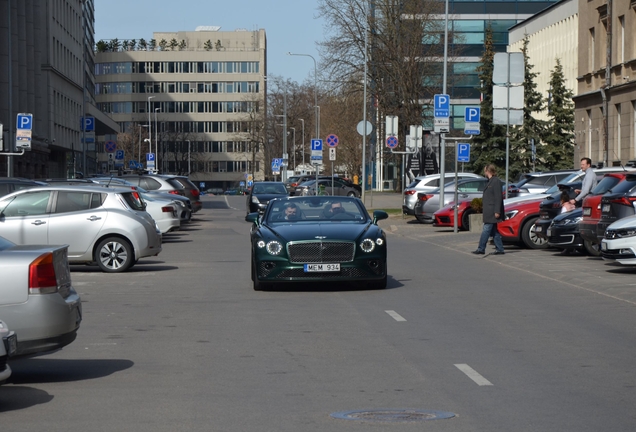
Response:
[347,191,356,197]
[583,239,601,257]
[461,210,474,231]
[521,217,549,249]
[415,215,427,223]
[95,237,134,273]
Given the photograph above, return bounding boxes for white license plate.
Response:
[583,208,591,216]
[547,228,552,237]
[602,204,610,212]
[535,226,542,233]
[601,242,608,251]
[304,263,340,272]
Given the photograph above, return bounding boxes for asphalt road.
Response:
[1,194,635,431]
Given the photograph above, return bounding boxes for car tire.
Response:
[347,191,356,197]
[461,209,473,231]
[583,239,601,257]
[95,237,134,273]
[415,215,427,223]
[521,217,549,249]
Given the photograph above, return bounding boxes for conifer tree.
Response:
[508,37,547,178]
[471,27,507,174]
[543,58,575,169]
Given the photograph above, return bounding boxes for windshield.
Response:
[266,197,367,223]
[591,175,623,195]
[252,183,288,195]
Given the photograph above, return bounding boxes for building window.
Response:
[616,103,622,160]
[589,28,595,72]
[619,15,625,64]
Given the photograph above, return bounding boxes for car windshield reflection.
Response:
[266,197,366,223]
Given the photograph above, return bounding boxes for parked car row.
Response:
[422,168,636,267]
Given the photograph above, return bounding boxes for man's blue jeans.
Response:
[477,223,504,253]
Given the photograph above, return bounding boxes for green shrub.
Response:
[471,197,483,213]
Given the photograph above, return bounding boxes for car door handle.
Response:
[31,220,46,226]
[87,216,102,221]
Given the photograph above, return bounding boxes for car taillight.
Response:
[169,190,179,195]
[291,183,298,187]
[610,197,636,206]
[405,190,416,196]
[191,189,200,198]
[419,194,434,201]
[29,253,58,294]
[161,206,173,213]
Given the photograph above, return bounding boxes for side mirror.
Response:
[372,210,389,224]
[245,212,259,224]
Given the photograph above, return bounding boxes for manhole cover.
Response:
[330,409,456,422]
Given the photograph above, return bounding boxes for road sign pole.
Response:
[454,142,459,234]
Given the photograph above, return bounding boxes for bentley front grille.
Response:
[287,241,355,263]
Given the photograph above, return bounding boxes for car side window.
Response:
[142,178,161,190]
[0,184,9,196]
[55,191,92,213]
[458,181,482,192]
[425,179,440,187]
[90,193,106,209]
[0,191,51,217]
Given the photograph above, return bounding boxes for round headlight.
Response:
[256,240,266,248]
[266,240,283,255]
[375,238,384,246]
[360,238,376,253]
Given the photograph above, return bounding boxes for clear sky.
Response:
[94,0,325,84]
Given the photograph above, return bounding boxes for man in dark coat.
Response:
[473,164,505,255]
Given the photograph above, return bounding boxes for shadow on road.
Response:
[6,358,134,385]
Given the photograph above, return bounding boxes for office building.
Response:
[94,28,267,189]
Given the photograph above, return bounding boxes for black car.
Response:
[546,208,585,253]
[0,178,46,198]
[247,181,288,214]
[534,182,581,240]
[597,174,636,241]
[290,175,361,196]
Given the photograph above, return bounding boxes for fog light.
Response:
[620,249,633,255]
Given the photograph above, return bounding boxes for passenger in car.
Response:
[560,191,575,213]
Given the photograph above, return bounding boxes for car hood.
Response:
[504,193,549,206]
[253,193,288,202]
[553,208,583,223]
[606,214,636,230]
[263,222,372,243]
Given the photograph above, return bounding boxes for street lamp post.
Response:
[287,53,319,141]
[138,124,149,164]
[186,139,191,176]
[289,127,296,172]
[147,96,155,158]
[299,119,305,167]
[154,107,160,172]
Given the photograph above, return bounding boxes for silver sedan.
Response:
[413,178,489,223]
[0,236,81,357]
[0,185,162,273]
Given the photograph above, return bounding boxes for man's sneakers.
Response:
[471,250,485,255]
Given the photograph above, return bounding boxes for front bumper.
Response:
[547,224,583,248]
[600,237,636,264]
[254,256,387,283]
[533,218,552,240]
[579,220,600,244]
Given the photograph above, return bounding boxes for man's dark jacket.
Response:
[482,175,504,224]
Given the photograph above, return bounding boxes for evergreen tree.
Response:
[508,37,547,178]
[471,27,507,174]
[544,58,575,169]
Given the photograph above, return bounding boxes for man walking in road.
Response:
[473,164,505,255]
[569,157,596,207]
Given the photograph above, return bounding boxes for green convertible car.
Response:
[246,196,389,291]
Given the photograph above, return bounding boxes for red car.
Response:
[433,200,475,231]
[579,172,629,255]
[497,198,546,249]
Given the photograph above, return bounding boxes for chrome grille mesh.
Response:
[287,241,355,263]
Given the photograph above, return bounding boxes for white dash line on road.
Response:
[385,310,406,322]
[454,364,493,386]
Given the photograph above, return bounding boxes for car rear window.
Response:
[606,176,636,194]
[165,178,188,190]
[592,175,623,195]
[172,177,199,190]
[120,191,146,211]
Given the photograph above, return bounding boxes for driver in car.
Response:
[275,203,300,220]
[323,202,346,218]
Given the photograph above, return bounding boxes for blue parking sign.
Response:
[434,94,450,118]
[457,143,470,163]
[464,107,480,122]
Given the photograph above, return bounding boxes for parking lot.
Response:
[2,193,636,431]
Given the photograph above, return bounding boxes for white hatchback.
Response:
[0,185,162,273]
